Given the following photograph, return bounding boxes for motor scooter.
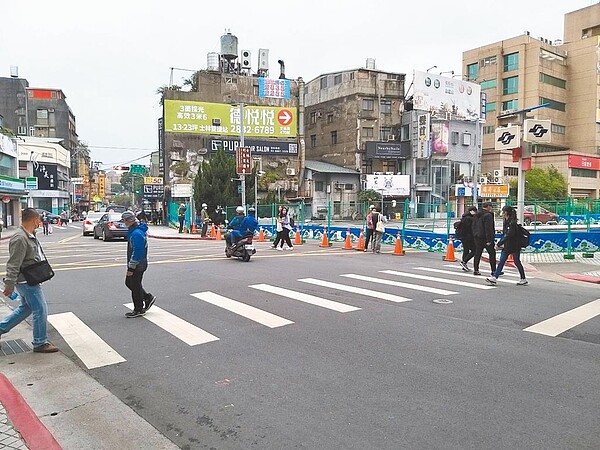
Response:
[224,231,256,262]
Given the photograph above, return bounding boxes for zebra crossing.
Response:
[46,263,592,370]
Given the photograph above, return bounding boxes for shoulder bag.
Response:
[375,214,386,233]
[21,239,55,285]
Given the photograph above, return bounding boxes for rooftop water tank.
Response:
[220,32,238,61]
[207,52,220,71]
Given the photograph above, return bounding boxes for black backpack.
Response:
[472,215,484,239]
[517,224,531,248]
[453,220,464,240]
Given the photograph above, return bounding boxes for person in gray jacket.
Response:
[0,208,58,353]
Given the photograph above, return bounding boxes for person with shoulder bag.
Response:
[371,208,387,254]
[0,208,58,353]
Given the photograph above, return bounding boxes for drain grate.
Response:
[0,339,32,356]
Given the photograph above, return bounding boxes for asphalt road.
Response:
[4,225,599,449]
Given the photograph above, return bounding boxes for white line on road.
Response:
[381,270,494,289]
[249,283,360,313]
[48,312,126,369]
[523,299,600,337]
[416,267,516,284]
[442,264,528,278]
[340,274,458,296]
[298,278,412,303]
[123,303,219,345]
[190,292,294,328]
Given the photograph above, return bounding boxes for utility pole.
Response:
[240,102,246,209]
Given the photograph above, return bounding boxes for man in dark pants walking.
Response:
[459,206,478,271]
[472,202,497,276]
[122,211,155,318]
[178,203,186,233]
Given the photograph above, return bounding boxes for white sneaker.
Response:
[485,276,497,285]
[516,279,528,286]
[276,247,283,251]
[286,246,293,251]
[459,261,470,272]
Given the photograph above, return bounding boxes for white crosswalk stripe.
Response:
[124,303,219,345]
[524,299,600,337]
[340,274,458,296]
[419,267,523,284]
[442,264,528,278]
[48,312,126,369]
[298,278,412,303]
[380,270,495,290]
[191,292,294,328]
[249,283,360,313]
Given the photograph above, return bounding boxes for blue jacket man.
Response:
[122,211,155,318]
[231,208,258,244]
[226,206,245,246]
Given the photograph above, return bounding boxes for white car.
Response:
[82,212,106,236]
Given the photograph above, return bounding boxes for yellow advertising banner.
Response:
[98,174,105,197]
[144,177,163,185]
[164,100,297,138]
[479,184,509,198]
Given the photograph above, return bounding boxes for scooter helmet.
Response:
[236,206,244,214]
[202,203,207,208]
[248,207,256,214]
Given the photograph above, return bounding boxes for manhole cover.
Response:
[0,339,32,356]
[432,299,453,305]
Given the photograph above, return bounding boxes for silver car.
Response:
[82,212,106,236]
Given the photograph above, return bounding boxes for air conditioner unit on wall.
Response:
[286,168,296,176]
[387,135,396,141]
[493,169,502,178]
[479,176,488,184]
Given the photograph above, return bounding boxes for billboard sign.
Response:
[144,177,163,185]
[365,142,410,160]
[258,78,291,99]
[417,113,430,158]
[494,126,521,150]
[158,117,165,177]
[479,184,510,198]
[143,184,164,199]
[568,155,600,171]
[172,183,192,198]
[365,174,410,196]
[236,147,253,175]
[413,70,481,121]
[523,119,551,143]
[164,100,297,138]
[209,138,298,155]
[431,121,449,154]
[32,163,57,190]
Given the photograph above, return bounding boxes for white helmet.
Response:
[202,203,207,208]
[180,203,185,207]
[236,206,244,214]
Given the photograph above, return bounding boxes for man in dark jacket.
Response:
[472,202,497,276]
[177,203,187,233]
[122,211,155,318]
[459,206,478,271]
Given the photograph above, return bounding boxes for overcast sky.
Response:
[0,0,593,168]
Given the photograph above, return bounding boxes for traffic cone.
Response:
[356,230,365,251]
[343,228,353,250]
[393,232,405,256]
[258,228,266,242]
[320,226,329,248]
[216,226,222,240]
[294,226,302,245]
[210,225,216,238]
[443,235,457,261]
[191,222,197,234]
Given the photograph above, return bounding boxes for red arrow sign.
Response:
[277,109,293,126]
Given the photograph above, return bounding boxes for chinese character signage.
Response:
[236,147,253,175]
[417,113,430,159]
[164,100,297,138]
[158,117,165,177]
[32,163,57,190]
[98,174,105,198]
[143,184,164,199]
[258,78,291,99]
[479,184,509,198]
[144,177,164,185]
[568,155,600,171]
[209,138,298,155]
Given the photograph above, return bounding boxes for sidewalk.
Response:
[0,302,178,450]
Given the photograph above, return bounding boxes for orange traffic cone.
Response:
[443,235,457,261]
[216,226,222,240]
[320,226,329,248]
[210,225,216,238]
[393,232,405,256]
[191,222,197,234]
[258,228,266,242]
[355,230,365,251]
[343,228,353,250]
[294,226,302,245]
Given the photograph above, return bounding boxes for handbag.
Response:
[21,239,54,285]
[375,220,385,233]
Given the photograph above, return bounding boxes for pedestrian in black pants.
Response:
[122,211,155,318]
[177,203,186,233]
[472,202,497,276]
[364,205,376,252]
[459,206,478,271]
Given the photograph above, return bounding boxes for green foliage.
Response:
[155,85,182,105]
[120,172,144,192]
[509,166,568,201]
[358,189,382,203]
[110,193,132,207]
[193,149,239,209]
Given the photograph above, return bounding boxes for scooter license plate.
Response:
[244,245,255,250]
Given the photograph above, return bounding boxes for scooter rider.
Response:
[225,206,245,246]
[231,207,258,245]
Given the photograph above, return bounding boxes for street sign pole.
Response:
[240,102,246,209]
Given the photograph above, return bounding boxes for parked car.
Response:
[35,209,61,224]
[93,213,129,241]
[82,212,106,236]
[523,205,559,225]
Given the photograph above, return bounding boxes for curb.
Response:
[148,234,217,240]
[0,373,62,450]
[559,273,600,284]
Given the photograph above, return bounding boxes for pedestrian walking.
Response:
[271,205,284,250]
[177,203,187,233]
[472,202,497,276]
[364,205,376,252]
[200,203,210,237]
[41,211,50,235]
[122,211,155,318]
[486,205,528,286]
[0,208,58,352]
[278,206,294,250]
[371,207,387,254]
[458,206,478,271]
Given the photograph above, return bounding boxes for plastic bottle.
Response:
[0,282,20,301]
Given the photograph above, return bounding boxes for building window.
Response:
[362,127,374,138]
[539,73,566,89]
[502,76,518,95]
[344,184,354,190]
[382,160,396,173]
[310,111,317,124]
[571,168,597,178]
[485,101,496,112]
[51,91,58,99]
[451,131,459,144]
[503,52,519,71]
[334,74,342,85]
[551,124,566,134]
[540,97,566,112]
[331,130,338,144]
[315,181,324,192]
[310,135,316,148]
[480,55,497,67]
[467,63,478,81]
[36,109,48,120]
[380,100,392,114]
[483,126,495,134]
[400,124,410,141]
[327,113,334,124]
[480,79,497,90]
[349,72,355,81]
[462,133,472,145]
[380,127,392,141]
[362,98,374,111]
[504,167,518,176]
[502,99,518,111]
[362,158,372,174]
[320,77,328,89]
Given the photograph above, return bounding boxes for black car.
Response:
[93,213,129,241]
[35,209,61,224]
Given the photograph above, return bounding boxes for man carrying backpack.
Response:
[472,202,497,276]
[457,206,478,271]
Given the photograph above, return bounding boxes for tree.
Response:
[193,149,239,210]
[509,166,568,201]
[182,71,200,92]
[358,189,382,204]
[155,85,182,105]
[110,193,133,208]
[120,173,144,205]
